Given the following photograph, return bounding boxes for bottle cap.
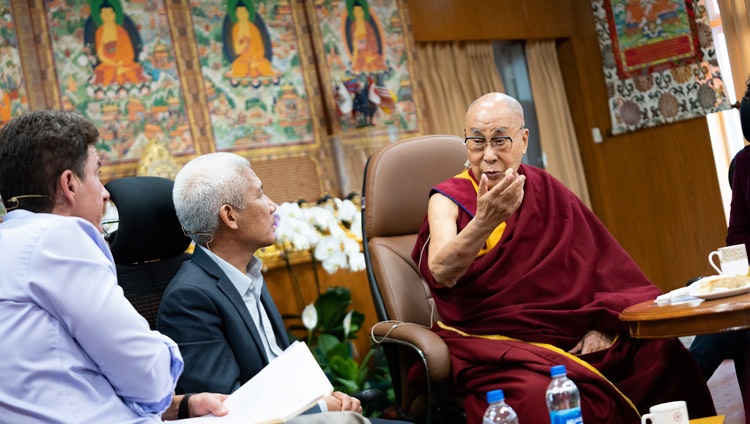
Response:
[550,365,567,377]
[486,389,505,403]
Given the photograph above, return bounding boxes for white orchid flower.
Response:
[273,217,296,242]
[269,200,364,272]
[350,213,362,239]
[289,205,306,219]
[275,201,296,215]
[320,198,336,214]
[342,238,360,255]
[314,236,340,262]
[306,207,336,231]
[275,202,304,224]
[322,251,348,274]
[290,232,312,251]
[337,199,358,224]
[301,227,322,248]
[329,220,347,238]
[348,251,366,272]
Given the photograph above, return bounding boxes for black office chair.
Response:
[105,176,192,329]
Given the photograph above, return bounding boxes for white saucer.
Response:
[689,275,750,300]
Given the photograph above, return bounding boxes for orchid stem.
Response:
[310,253,321,295]
[283,251,306,311]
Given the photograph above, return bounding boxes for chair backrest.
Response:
[362,135,467,421]
[105,176,192,329]
[363,134,467,327]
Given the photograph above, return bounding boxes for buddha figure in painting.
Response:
[230,5,278,79]
[349,3,385,73]
[93,2,148,86]
[0,88,11,124]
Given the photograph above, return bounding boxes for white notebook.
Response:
[169,341,333,423]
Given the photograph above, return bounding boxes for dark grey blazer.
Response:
[157,247,291,395]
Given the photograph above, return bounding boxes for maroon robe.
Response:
[412,165,716,423]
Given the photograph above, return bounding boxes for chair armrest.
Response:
[370,321,451,383]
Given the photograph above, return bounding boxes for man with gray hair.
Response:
[159,152,385,423]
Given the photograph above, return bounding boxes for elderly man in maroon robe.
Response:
[412,92,716,423]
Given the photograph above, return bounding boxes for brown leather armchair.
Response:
[362,135,467,423]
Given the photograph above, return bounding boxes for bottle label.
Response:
[550,408,583,424]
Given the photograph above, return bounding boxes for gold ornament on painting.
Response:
[137,138,179,179]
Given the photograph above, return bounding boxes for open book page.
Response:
[168,341,333,423]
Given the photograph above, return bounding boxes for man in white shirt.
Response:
[0,110,227,422]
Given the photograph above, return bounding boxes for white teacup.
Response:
[708,244,749,276]
[641,401,689,424]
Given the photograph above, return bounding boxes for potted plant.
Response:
[302,287,395,417]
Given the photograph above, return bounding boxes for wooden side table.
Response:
[620,292,750,338]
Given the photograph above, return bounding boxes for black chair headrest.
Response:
[105,176,191,265]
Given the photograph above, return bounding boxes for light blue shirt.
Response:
[0,210,183,423]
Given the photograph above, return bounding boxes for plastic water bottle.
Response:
[483,389,519,424]
[546,365,583,424]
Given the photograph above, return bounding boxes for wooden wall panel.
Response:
[407,0,575,41]
[407,0,728,291]
[252,154,332,204]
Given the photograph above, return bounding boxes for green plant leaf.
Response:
[327,342,352,361]
[346,310,365,338]
[312,287,367,341]
[317,333,341,355]
[355,347,376,386]
[314,287,352,331]
[333,376,359,393]
[330,355,359,381]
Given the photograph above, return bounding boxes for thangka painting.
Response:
[592,0,730,135]
[45,0,195,167]
[307,0,424,140]
[0,0,29,128]
[189,0,324,152]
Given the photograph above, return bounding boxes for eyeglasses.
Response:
[464,135,514,153]
[464,125,526,153]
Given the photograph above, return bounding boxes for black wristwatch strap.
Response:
[178,393,195,419]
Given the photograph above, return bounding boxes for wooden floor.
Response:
[708,360,745,424]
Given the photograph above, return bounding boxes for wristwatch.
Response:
[178,393,195,419]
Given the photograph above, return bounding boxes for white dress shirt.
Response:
[199,246,284,361]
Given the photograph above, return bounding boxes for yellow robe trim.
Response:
[436,321,640,416]
[454,170,505,257]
